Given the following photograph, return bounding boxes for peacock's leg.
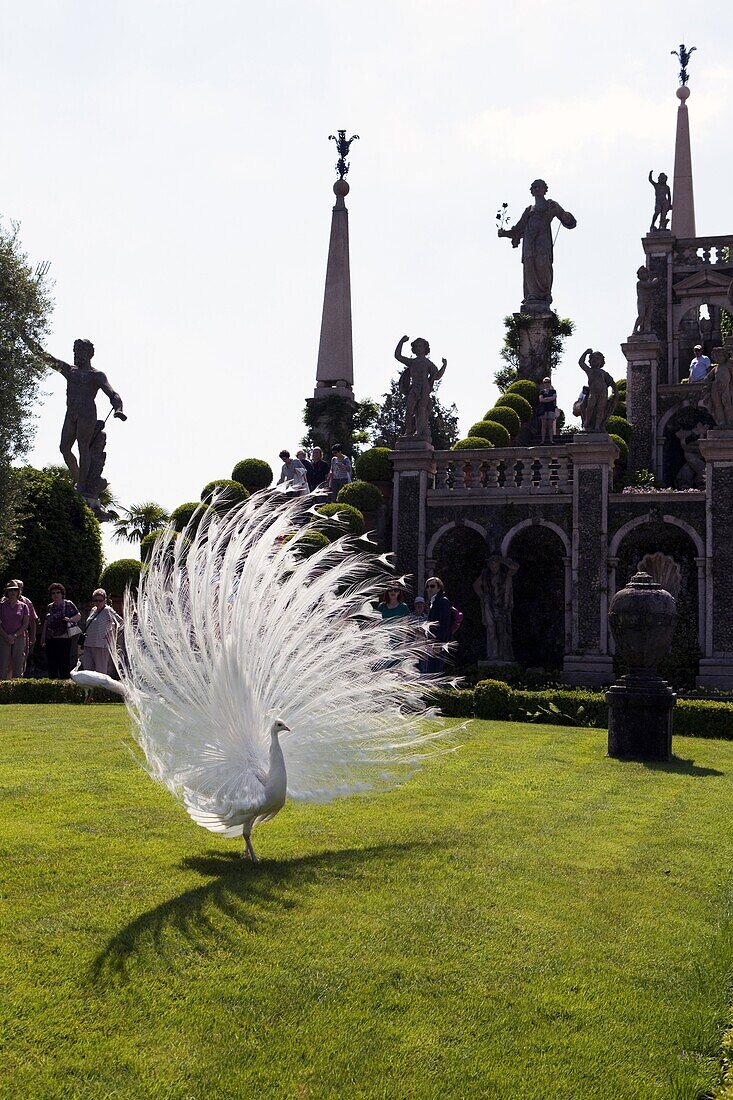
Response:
[243,834,259,863]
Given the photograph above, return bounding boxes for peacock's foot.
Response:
[243,835,259,864]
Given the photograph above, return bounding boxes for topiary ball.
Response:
[452,437,495,450]
[495,392,533,423]
[506,379,540,407]
[313,502,366,539]
[201,479,250,505]
[354,447,392,483]
[284,529,331,558]
[140,529,165,563]
[99,559,142,598]
[468,420,511,448]
[231,458,273,493]
[482,405,521,438]
[474,678,513,720]
[616,401,627,420]
[615,378,627,392]
[607,416,633,444]
[337,479,383,512]
[170,502,202,532]
[609,434,629,466]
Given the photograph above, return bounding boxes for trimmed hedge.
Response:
[495,393,533,423]
[140,529,165,563]
[507,379,540,407]
[609,434,629,466]
[170,502,201,532]
[201,479,250,505]
[482,406,521,438]
[607,416,633,445]
[337,480,383,512]
[231,458,273,493]
[354,448,392,483]
[435,680,733,739]
[283,529,331,558]
[0,678,123,704]
[468,420,512,448]
[452,436,494,451]
[313,502,365,538]
[98,559,141,598]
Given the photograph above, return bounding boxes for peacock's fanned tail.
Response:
[116,488,454,813]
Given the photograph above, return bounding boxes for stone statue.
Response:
[632,266,660,335]
[30,337,126,514]
[703,346,733,427]
[473,554,519,663]
[394,336,447,440]
[674,423,707,489]
[578,349,618,432]
[648,171,672,232]
[497,179,576,313]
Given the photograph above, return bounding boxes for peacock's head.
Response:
[271,718,290,736]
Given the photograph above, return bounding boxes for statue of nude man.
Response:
[394,335,447,439]
[31,338,126,496]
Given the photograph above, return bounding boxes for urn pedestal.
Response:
[605,572,677,762]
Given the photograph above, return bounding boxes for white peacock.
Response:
[73,489,452,861]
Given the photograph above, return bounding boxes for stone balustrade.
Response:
[431,445,574,495]
[674,235,733,268]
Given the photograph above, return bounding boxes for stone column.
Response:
[621,336,662,475]
[390,439,436,597]
[563,433,619,686]
[696,429,733,688]
[516,312,555,383]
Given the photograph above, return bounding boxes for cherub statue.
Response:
[674,423,707,489]
[578,348,618,433]
[632,266,660,335]
[703,347,733,427]
[394,336,447,440]
[648,171,672,232]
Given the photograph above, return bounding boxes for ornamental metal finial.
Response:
[671,43,696,86]
[328,130,359,179]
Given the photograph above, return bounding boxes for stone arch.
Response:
[611,517,703,686]
[673,301,722,379]
[656,404,714,488]
[428,523,491,665]
[501,517,571,558]
[426,520,488,561]
[503,521,570,671]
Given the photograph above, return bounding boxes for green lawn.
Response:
[2,706,733,1099]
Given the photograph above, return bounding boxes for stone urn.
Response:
[606,572,677,761]
[608,571,677,672]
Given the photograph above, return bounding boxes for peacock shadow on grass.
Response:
[90,840,428,985]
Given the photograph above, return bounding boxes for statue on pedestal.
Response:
[29,337,126,515]
[648,171,672,232]
[497,179,576,313]
[473,554,519,663]
[394,336,446,440]
[632,267,660,335]
[674,424,707,488]
[703,347,733,427]
[578,348,618,432]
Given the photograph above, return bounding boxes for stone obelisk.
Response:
[670,46,696,238]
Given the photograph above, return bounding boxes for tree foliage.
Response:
[367,377,459,451]
[112,501,170,544]
[301,395,379,456]
[493,313,574,391]
[0,221,54,574]
[4,466,103,605]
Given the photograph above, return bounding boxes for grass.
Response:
[2,706,733,1099]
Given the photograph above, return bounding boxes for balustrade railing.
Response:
[675,235,733,268]
[431,446,574,494]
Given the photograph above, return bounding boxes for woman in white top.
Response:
[81,589,122,674]
[328,443,352,501]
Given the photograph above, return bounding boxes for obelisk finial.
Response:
[671,43,696,86]
[328,131,360,180]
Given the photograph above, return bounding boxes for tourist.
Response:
[307,446,330,491]
[81,589,122,674]
[40,583,81,679]
[328,444,352,500]
[277,450,308,491]
[538,377,558,443]
[424,577,452,673]
[296,449,313,484]
[12,578,37,674]
[377,584,410,623]
[0,582,30,680]
[689,345,711,383]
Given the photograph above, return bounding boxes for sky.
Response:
[4,0,732,564]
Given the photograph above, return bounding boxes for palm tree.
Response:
[113,501,170,544]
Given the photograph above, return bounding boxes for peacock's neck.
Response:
[266,730,287,796]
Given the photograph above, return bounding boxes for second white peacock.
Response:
[73,489,453,861]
